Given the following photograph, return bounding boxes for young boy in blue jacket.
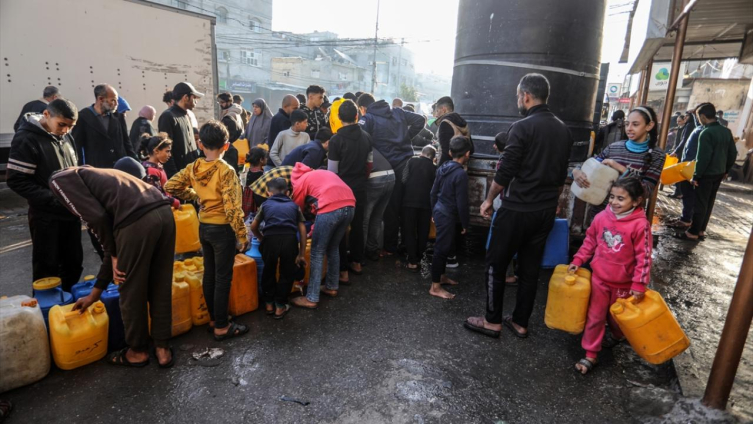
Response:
[429,136,471,299]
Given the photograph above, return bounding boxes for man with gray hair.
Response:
[13,85,61,132]
[72,83,136,169]
[464,73,573,339]
[129,105,157,153]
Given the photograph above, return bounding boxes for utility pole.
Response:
[396,37,404,98]
[371,0,380,94]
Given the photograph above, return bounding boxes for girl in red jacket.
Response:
[569,177,652,375]
[139,132,180,209]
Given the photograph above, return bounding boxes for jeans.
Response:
[28,210,83,292]
[363,175,395,255]
[485,207,556,327]
[383,159,408,253]
[689,175,724,236]
[341,189,366,269]
[307,207,354,303]
[679,180,695,223]
[403,207,431,265]
[260,234,299,306]
[199,223,237,328]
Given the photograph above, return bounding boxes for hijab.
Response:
[245,98,273,146]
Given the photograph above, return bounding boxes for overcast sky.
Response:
[273,0,631,81]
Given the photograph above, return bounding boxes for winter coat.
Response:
[129,116,156,154]
[572,206,652,292]
[358,100,425,168]
[221,103,245,143]
[244,98,273,147]
[436,112,474,166]
[282,140,328,169]
[430,160,469,229]
[72,106,136,168]
[402,156,436,210]
[13,99,48,132]
[7,113,78,220]
[299,104,330,140]
[268,108,292,148]
[157,104,198,177]
[327,123,373,192]
[694,121,737,179]
[291,163,355,220]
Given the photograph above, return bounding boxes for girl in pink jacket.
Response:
[569,177,652,375]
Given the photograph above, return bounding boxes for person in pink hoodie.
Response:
[568,177,652,375]
[289,163,355,309]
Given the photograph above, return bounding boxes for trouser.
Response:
[88,229,105,260]
[363,175,395,254]
[431,207,456,282]
[485,207,556,327]
[383,159,408,253]
[199,223,236,329]
[689,175,724,236]
[678,180,696,223]
[260,234,298,307]
[403,207,432,265]
[28,209,83,292]
[341,189,366,269]
[307,207,354,303]
[581,277,630,359]
[116,205,175,350]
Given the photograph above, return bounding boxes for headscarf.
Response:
[244,98,273,147]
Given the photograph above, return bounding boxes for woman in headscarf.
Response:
[245,98,273,148]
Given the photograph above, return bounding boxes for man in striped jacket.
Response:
[7,98,83,291]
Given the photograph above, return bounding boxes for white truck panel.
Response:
[0,0,217,157]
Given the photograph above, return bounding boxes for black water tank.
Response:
[452,0,606,161]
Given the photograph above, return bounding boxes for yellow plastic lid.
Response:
[174,272,185,282]
[564,276,576,285]
[84,275,96,282]
[32,277,62,291]
[612,303,624,314]
[93,303,105,314]
[184,259,194,266]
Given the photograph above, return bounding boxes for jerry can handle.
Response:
[617,297,641,312]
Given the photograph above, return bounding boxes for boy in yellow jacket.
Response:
[165,120,249,341]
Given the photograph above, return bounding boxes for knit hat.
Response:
[114,157,146,180]
[117,97,131,114]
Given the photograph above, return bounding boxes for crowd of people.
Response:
[6,72,737,376]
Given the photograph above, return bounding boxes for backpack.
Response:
[436,119,473,160]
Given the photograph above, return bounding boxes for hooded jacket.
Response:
[164,158,247,243]
[221,103,245,143]
[327,123,373,191]
[494,104,573,212]
[436,112,474,166]
[402,156,436,209]
[430,160,469,229]
[49,166,170,286]
[72,106,137,169]
[291,163,355,220]
[7,113,79,220]
[572,206,651,292]
[281,139,328,169]
[244,99,273,146]
[358,100,426,168]
[13,99,48,132]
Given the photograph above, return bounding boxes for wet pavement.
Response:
[0,183,749,423]
[652,182,753,423]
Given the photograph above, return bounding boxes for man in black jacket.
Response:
[159,82,203,177]
[435,96,473,166]
[72,84,137,168]
[128,105,157,154]
[13,86,61,132]
[7,99,83,291]
[464,73,573,339]
[268,95,300,151]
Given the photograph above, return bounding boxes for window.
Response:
[175,0,188,10]
[219,50,230,62]
[392,57,397,65]
[249,18,261,33]
[216,7,228,24]
[311,70,320,78]
[338,72,348,81]
[401,59,407,66]
[241,49,260,67]
[282,71,290,77]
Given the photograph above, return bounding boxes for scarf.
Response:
[626,135,650,153]
[245,98,273,146]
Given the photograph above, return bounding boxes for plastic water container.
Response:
[33,277,74,326]
[228,254,259,317]
[663,154,678,169]
[100,283,125,352]
[544,265,592,334]
[173,204,201,253]
[660,161,695,185]
[541,219,569,269]
[0,296,50,392]
[245,237,264,294]
[171,280,193,337]
[572,158,620,205]
[179,272,210,326]
[49,302,109,370]
[70,275,97,300]
[610,290,690,364]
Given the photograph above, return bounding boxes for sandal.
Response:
[320,286,338,297]
[0,399,13,422]
[502,316,528,338]
[348,266,363,276]
[107,347,149,368]
[152,346,175,369]
[265,304,275,316]
[673,232,700,242]
[601,334,625,349]
[273,304,291,320]
[667,220,691,229]
[463,317,501,338]
[291,296,318,309]
[575,358,597,375]
[213,322,249,341]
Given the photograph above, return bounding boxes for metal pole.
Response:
[371,0,381,94]
[703,222,753,409]
[646,0,688,222]
[396,37,404,97]
[640,59,653,105]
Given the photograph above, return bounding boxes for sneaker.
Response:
[446,256,459,269]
